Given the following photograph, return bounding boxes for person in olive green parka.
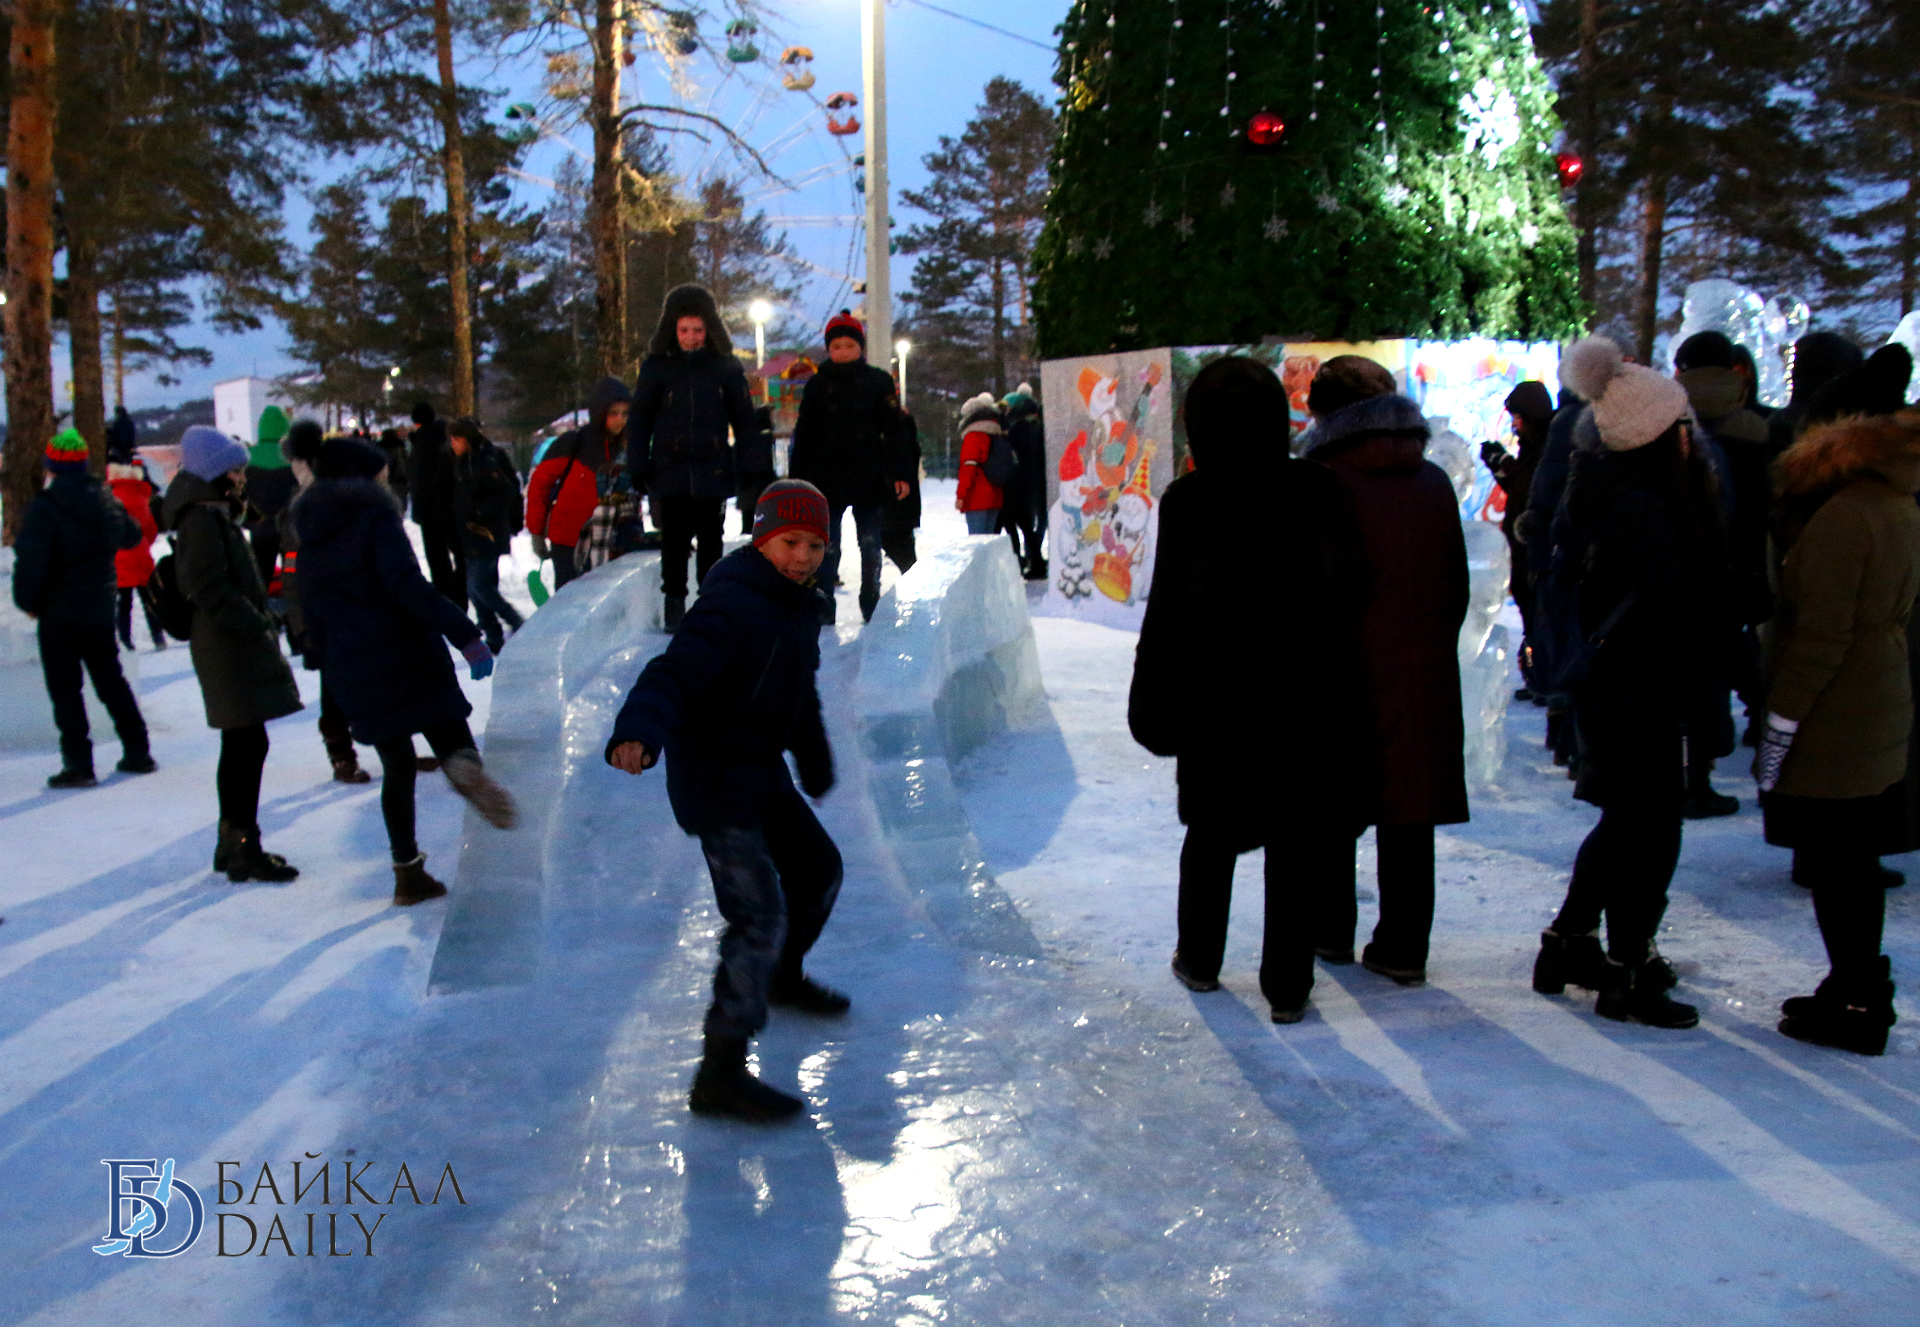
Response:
[163,425,305,883]
[1757,408,1920,1056]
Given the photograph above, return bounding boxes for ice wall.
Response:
[857,536,1044,957]
[429,554,664,992]
[0,546,140,751]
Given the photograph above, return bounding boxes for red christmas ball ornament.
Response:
[1555,151,1584,188]
[1246,110,1286,146]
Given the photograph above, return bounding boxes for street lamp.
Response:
[748,299,774,368]
[894,338,911,398]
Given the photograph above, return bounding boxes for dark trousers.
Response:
[1000,506,1043,571]
[420,522,468,609]
[1177,823,1342,1010]
[550,543,582,590]
[318,682,355,763]
[1554,803,1683,964]
[698,788,844,1039]
[218,724,271,833]
[38,619,149,772]
[466,554,525,650]
[882,529,917,575]
[373,719,477,863]
[117,585,164,651]
[657,494,726,600]
[1317,824,1439,968]
[822,501,884,610]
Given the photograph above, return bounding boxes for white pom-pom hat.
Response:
[1559,334,1691,452]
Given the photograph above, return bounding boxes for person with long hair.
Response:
[1530,337,1730,1028]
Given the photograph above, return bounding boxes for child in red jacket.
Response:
[106,456,164,651]
[955,392,1005,534]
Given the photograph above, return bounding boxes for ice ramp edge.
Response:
[428,554,663,994]
[857,537,1046,959]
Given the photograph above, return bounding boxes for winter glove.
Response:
[1752,713,1798,793]
[462,638,495,682]
[1479,440,1510,472]
[530,532,550,560]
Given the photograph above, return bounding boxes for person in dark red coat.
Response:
[527,377,629,591]
[1304,372,1470,986]
[106,456,165,651]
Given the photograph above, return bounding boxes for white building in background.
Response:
[213,376,295,443]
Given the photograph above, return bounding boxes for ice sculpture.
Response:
[0,546,139,750]
[1457,522,1512,790]
[858,537,1044,957]
[1670,278,1810,409]
[430,553,665,992]
[1889,311,1920,405]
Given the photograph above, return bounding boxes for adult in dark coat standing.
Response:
[163,426,305,883]
[788,309,914,624]
[408,401,468,609]
[11,428,153,787]
[1768,333,1865,456]
[1129,356,1370,1022]
[278,420,371,785]
[294,436,515,904]
[999,383,1047,580]
[1480,380,1553,696]
[629,284,758,627]
[447,416,526,652]
[1530,337,1724,1029]
[1305,387,1470,985]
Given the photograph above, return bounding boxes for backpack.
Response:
[151,553,196,642]
[982,431,1018,489]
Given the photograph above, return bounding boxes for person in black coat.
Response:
[293,436,516,905]
[629,284,759,625]
[883,402,922,574]
[788,309,914,624]
[376,428,411,509]
[447,416,526,652]
[998,384,1047,579]
[736,404,777,536]
[1532,337,1727,1030]
[11,428,153,787]
[1128,357,1371,1023]
[407,401,468,610]
[1768,332,1865,456]
[607,480,845,1121]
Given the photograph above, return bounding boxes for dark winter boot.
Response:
[1780,957,1896,1056]
[1595,962,1699,1029]
[392,853,448,905]
[1682,787,1740,819]
[414,755,442,773]
[1532,928,1615,995]
[46,767,98,790]
[858,589,879,625]
[331,754,372,784]
[1361,943,1426,986]
[663,596,686,632]
[1170,952,1220,993]
[769,971,851,1016]
[223,826,299,884]
[688,1035,805,1121]
[116,752,157,775]
[442,749,517,829]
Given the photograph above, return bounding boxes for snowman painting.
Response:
[1048,357,1164,622]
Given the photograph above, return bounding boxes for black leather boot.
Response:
[223,826,299,884]
[663,596,686,632]
[1781,957,1896,1056]
[1596,962,1698,1029]
[688,1035,804,1121]
[1532,928,1614,994]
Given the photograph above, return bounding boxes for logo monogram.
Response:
[95,1159,205,1258]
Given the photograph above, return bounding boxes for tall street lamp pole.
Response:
[860,0,891,375]
[748,299,773,369]
[894,338,910,399]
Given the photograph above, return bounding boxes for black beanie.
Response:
[316,436,388,481]
[283,419,325,463]
[411,401,436,426]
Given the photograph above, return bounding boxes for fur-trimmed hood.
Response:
[291,474,406,547]
[1776,409,1920,499]
[647,284,734,358]
[1301,392,1428,460]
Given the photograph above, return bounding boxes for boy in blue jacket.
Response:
[607,479,847,1121]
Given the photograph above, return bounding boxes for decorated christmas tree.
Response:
[1034,0,1585,356]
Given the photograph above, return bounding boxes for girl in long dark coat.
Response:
[163,426,305,883]
[1304,384,1470,986]
[293,437,517,904]
[1531,337,1726,1029]
[1129,356,1370,1023]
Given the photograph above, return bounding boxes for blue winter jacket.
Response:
[606,546,833,833]
[292,476,481,745]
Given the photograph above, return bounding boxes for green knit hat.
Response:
[44,427,90,473]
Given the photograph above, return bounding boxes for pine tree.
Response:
[1817,0,1920,326]
[283,183,393,422]
[899,77,1054,397]
[1035,0,1581,358]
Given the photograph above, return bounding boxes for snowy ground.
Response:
[3,482,1918,1325]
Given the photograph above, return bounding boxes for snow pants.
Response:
[39,619,149,774]
[821,501,884,614]
[657,495,726,600]
[699,788,844,1039]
